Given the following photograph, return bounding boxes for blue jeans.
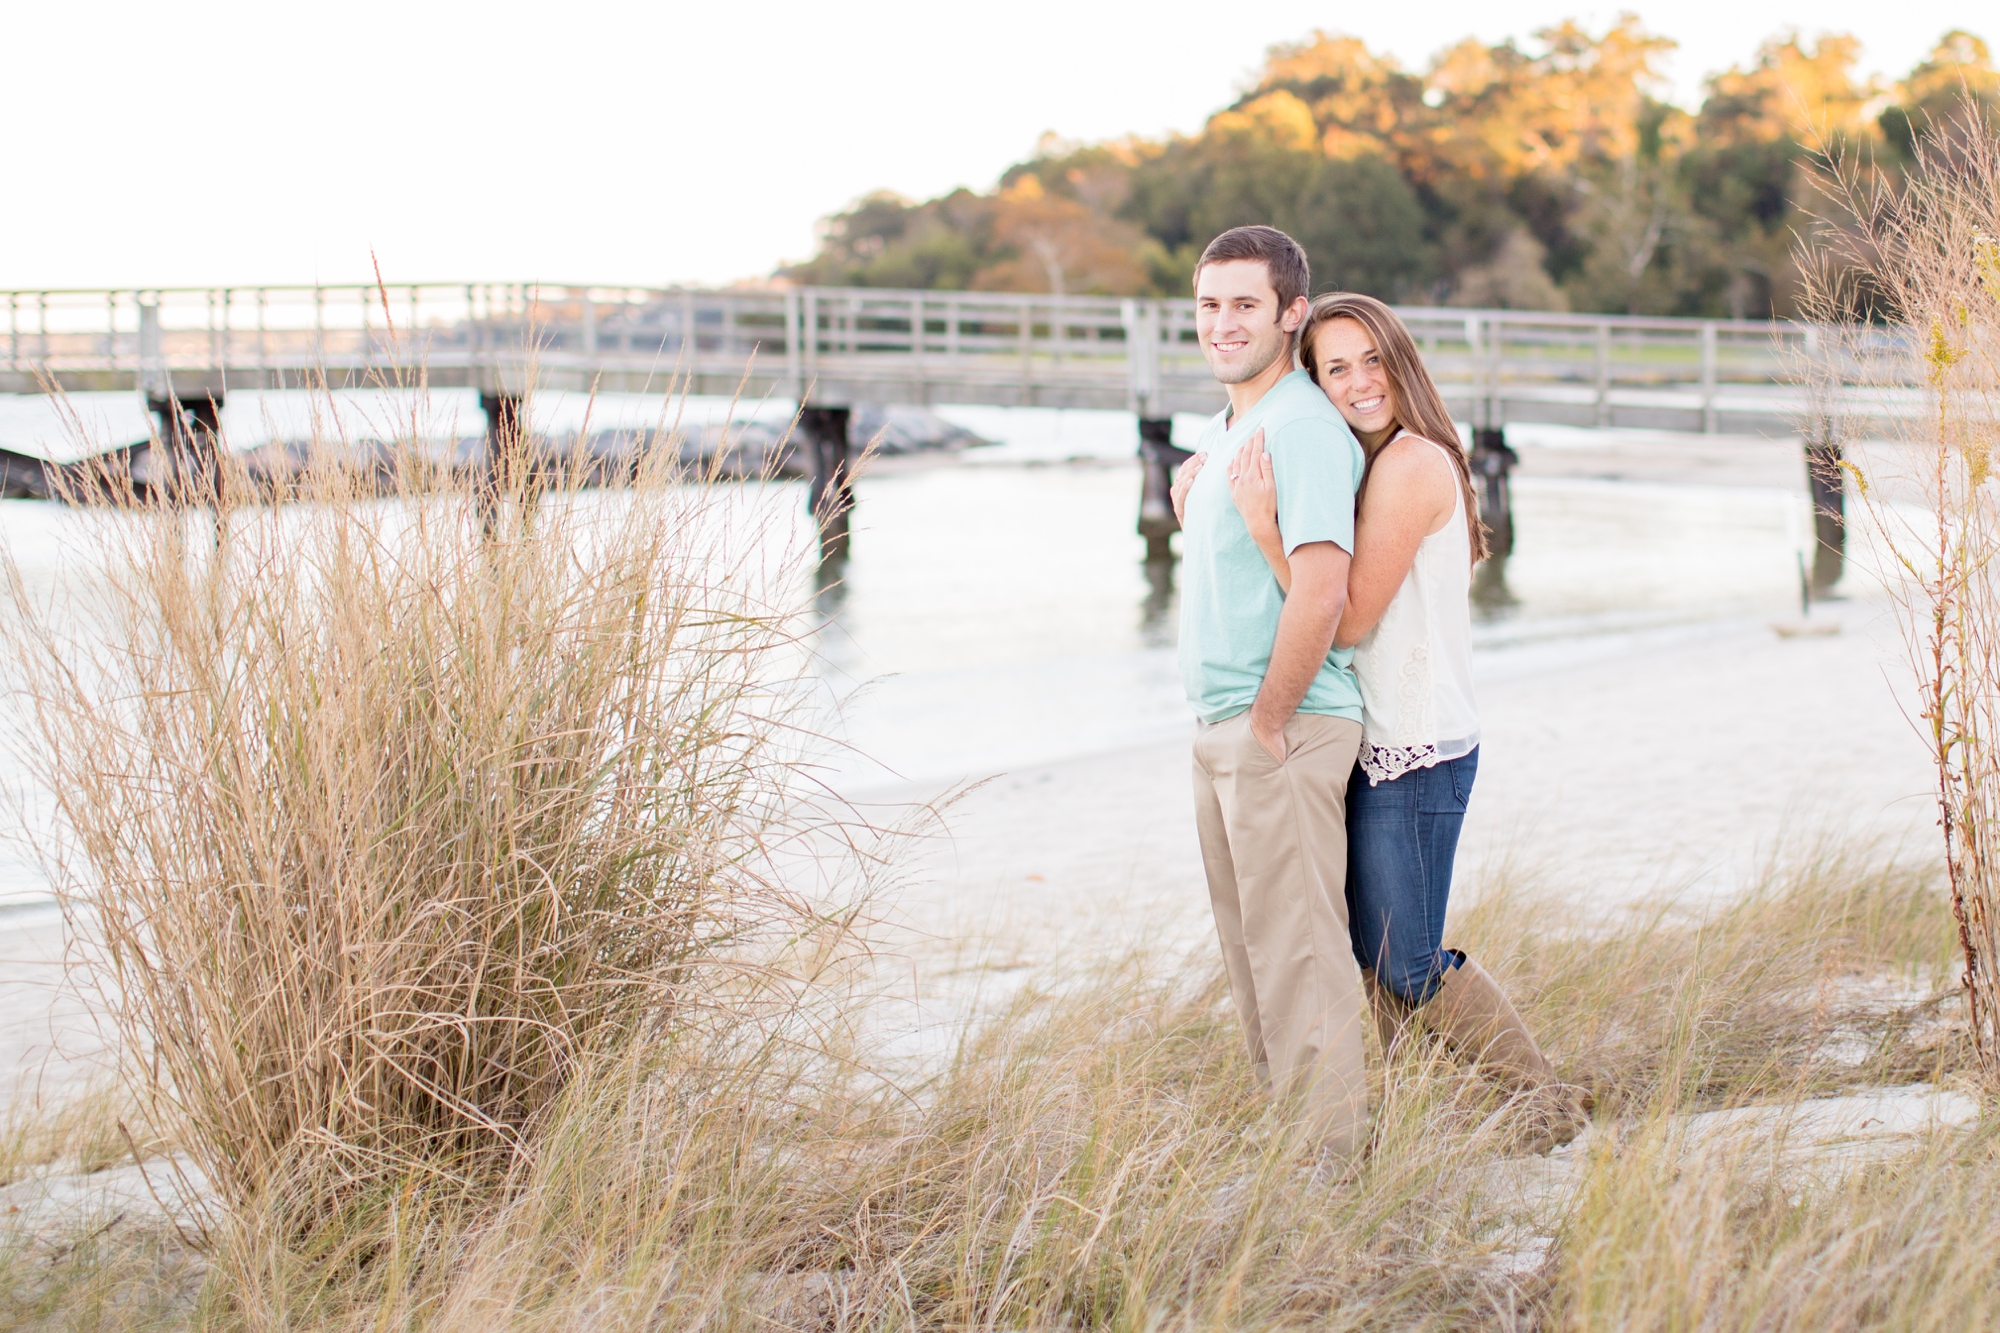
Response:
[1345,747,1478,1007]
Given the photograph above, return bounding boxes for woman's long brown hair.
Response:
[1299,292,1490,563]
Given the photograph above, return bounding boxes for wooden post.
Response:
[1470,426,1518,558]
[1805,418,1845,593]
[799,405,853,563]
[1136,417,1186,564]
[783,288,802,402]
[1594,321,1611,427]
[481,392,526,471]
[1700,321,1718,434]
[479,391,528,535]
[1488,316,1505,430]
[138,297,163,391]
[803,289,820,390]
[1469,425,1520,613]
[1019,298,1033,394]
[147,389,225,506]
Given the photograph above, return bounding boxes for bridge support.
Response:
[1470,428,1518,557]
[1136,417,1188,563]
[480,392,526,469]
[1805,420,1845,594]
[147,390,224,504]
[479,391,530,534]
[799,406,853,563]
[1469,427,1520,613]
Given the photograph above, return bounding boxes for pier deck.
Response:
[0,283,1918,439]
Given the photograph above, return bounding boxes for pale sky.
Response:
[6,0,1985,291]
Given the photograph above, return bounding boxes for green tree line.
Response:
[782,21,1998,318]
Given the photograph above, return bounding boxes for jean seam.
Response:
[1413,807,1439,1001]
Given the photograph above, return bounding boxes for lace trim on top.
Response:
[1358,731,1481,786]
[1358,740,1437,786]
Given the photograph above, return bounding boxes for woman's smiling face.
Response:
[1309,316,1398,439]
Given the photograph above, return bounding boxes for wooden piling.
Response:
[1136,416,1187,563]
[480,392,525,468]
[1804,420,1845,593]
[147,390,224,506]
[799,406,853,563]
[478,391,527,536]
[1470,426,1518,558]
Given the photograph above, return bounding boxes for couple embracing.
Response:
[1171,226,1587,1163]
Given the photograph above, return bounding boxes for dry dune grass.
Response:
[1458,847,1966,1109]
[1557,1113,2000,1329]
[124,853,1975,1332]
[1800,99,2000,1081]
[324,856,1968,1320]
[7,847,1980,1329]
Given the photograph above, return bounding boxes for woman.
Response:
[1173,293,1585,1150]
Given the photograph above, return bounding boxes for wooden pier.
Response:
[0,282,1908,428]
[1,282,1923,580]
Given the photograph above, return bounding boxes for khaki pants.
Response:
[1192,710,1367,1155]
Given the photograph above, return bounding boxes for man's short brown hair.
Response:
[1193,226,1311,314]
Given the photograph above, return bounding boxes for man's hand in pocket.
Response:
[1249,708,1288,764]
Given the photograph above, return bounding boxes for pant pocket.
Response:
[1219,712,1281,770]
[1415,758,1469,814]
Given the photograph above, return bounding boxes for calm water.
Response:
[813,460,1814,793]
[0,403,1823,907]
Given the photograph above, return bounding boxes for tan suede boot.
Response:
[1425,957,1553,1086]
[1425,955,1589,1153]
[1358,967,1416,1057]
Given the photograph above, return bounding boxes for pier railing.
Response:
[0,282,1919,437]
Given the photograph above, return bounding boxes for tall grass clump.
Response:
[1800,99,2000,1084]
[0,407,855,1237]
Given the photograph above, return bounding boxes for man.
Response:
[1174,226,1369,1157]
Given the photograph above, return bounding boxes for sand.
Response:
[867,598,1934,993]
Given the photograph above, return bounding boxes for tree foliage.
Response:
[783,22,1998,317]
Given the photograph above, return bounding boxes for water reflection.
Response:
[805,466,1814,678]
[783,464,1818,789]
[1471,556,1520,619]
[1145,548,1519,632]
[1140,553,1177,646]
[813,552,849,619]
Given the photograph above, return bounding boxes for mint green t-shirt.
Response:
[1177,369,1367,725]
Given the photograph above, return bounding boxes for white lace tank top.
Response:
[1353,435,1481,785]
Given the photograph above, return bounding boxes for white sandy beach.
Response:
[863,597,1932,1002]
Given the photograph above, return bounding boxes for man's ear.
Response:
[1280,295,1309,332]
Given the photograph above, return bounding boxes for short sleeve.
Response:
[1266,418,1359,556]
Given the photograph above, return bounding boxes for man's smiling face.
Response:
[1195,258,1297,386]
